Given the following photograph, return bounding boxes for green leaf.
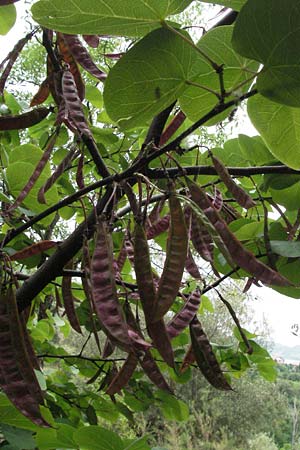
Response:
[1,425,35,450]
[199,0,245,10]
[31,0,192,36]
[155,391,189,422]
[104,28,200,130]
[85,85,103,109]
[35,424,77,450]
[232,0,300,106]
[248,94,300,170]
[73,426,124,450]
[0,5,16,35]
[124,436,150,450]
[179,26,258,125]
[238,134,274,166]
[273,259,300,299]
[270,241,300,258]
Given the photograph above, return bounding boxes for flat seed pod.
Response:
[191,211,214,263]
[210,153,256,210]
[147,320,175,369]
[184,249,202,279]
[82,34,100,48]
[30,78,50,107]
[138,350,173,394]
[91,220,131,349]
[133,222,156,319]
[187,178,291,287]
[190,317,232,391]
[146,214,170,240]
[62,34,106,81]
[62,260,82,334]
[102,337,115,359]
[10,240,57,261]
[0,107,50,131]
[57,33,85,100]
[166,288,201,340]
[212,188,223,211]
[106,353,138,395]
[153,194,188,321]
[0,286,49,427]
[159,111,186,146]
[179,344,196,374]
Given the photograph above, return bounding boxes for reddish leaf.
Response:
[10,241,58,261]
[187,178,291,287]
[82,35,100,48]
[91,221,131,349]
[166,288,201,339]
[153,194,188,321]
[62,34,106,81]
[0,107,51,131]
[211,153,256,209]
[7,133,57,212]
[190,317,232,391]
[106,353,138,395]
[62,260,82,334]
[0,286,49,426]
[30,79,50,107]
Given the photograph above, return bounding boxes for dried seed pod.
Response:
[166,288,201,339]
[91,220,130,349]
[138,350,173,394]
[102,337,115,359]
[146,214,170,240]
[147,319,175,369]
[153,194,188,321]
[187,178,291,287]
[210,153,256,209]
[82,34,100,48]
[159,111,186,146]
[185,249,202,279]
[62,260,82,334]
[106,353,138,395]
[10,240,57,261]
[190,210,214,263]
[57,33,85,100]
[0,107,50,131]
[179,344,196,374]
[190,317,232,391]
[30,78,50,107]
[212,188,223,211]
[62,34,106,81]
[0,285,49,426]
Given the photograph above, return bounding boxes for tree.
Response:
[1,0,300,448]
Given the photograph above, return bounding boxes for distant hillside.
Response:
[272,343,300,362]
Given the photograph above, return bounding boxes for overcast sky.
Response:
[1,3,300,348]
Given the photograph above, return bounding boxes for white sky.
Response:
[1,3,300,348]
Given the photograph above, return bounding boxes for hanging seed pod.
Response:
[138,350,174,394]
[0,107,51,131]
[159,111,186,146]
[166,288,201,340]
[106,353,138,395]
[147,320,175,369]
[210,153,256,209]
[190,317,232,391]
[62,260,82,334]
[191,210,214,263]
[10,240,58,261]
[91,220,130,349]
[30,78,50,107]
[179,344,196,374]
[57,33,85,100]
[185,249,202,279]
[146,214,170,240]
[153,194,188,321]
[82,34,100,48]
[0,285,49,426]
[116,237,127,273]
[102,337,115,359]
[147,199,166,227]
[187,178,291,287]
[212,188,223,211]
[62,34,106,81]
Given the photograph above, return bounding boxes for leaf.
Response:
[270,241,300,258]
[103,28,200,130]
[0,4,16,35]
[238,134,274,166]
[199,0,245,10]
[124,436,150,450]
[232,0,300,106]
[153,194,188,321]
[73,425,124,450]
[179,26,259,125]
[91,220,130,349]
[247,94,300,170]
[1,425,35,450]
[31,0,192,36]
[155,390,189,421]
